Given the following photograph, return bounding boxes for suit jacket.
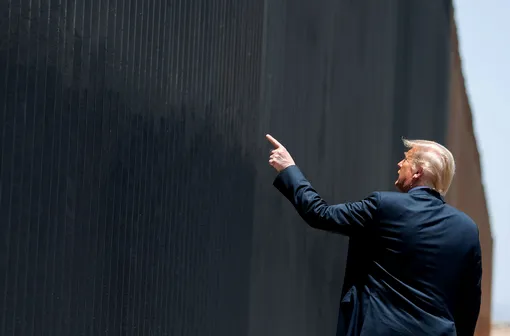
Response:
[273,165,482,336]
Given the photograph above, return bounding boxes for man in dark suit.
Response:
[266,134,482,336]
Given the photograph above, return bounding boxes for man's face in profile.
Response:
[395,148,416,193]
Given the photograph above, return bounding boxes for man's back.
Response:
[272,165,482,336]
[357,187,482,335]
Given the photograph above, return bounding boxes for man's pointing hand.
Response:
[266,134,296,172]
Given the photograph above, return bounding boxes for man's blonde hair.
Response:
[402,138,456,196]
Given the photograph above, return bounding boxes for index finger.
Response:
[266,134,283,149]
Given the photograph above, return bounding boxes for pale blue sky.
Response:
[453,0,510,323]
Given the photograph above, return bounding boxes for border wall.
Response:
[0,0,491,335]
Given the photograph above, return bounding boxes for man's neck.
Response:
[410,181,435,191]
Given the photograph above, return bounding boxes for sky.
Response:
[453,0,510,323]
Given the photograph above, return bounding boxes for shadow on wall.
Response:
[0,57,256,335]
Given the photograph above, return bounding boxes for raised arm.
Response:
[266,134,379,236]
[273,165,378,236]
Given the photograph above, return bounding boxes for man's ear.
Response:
[413,165,424,179]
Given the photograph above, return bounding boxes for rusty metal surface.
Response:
[447,10,493,336]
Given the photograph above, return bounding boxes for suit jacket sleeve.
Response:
[454,238,482,336]
[273,165,379,237]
